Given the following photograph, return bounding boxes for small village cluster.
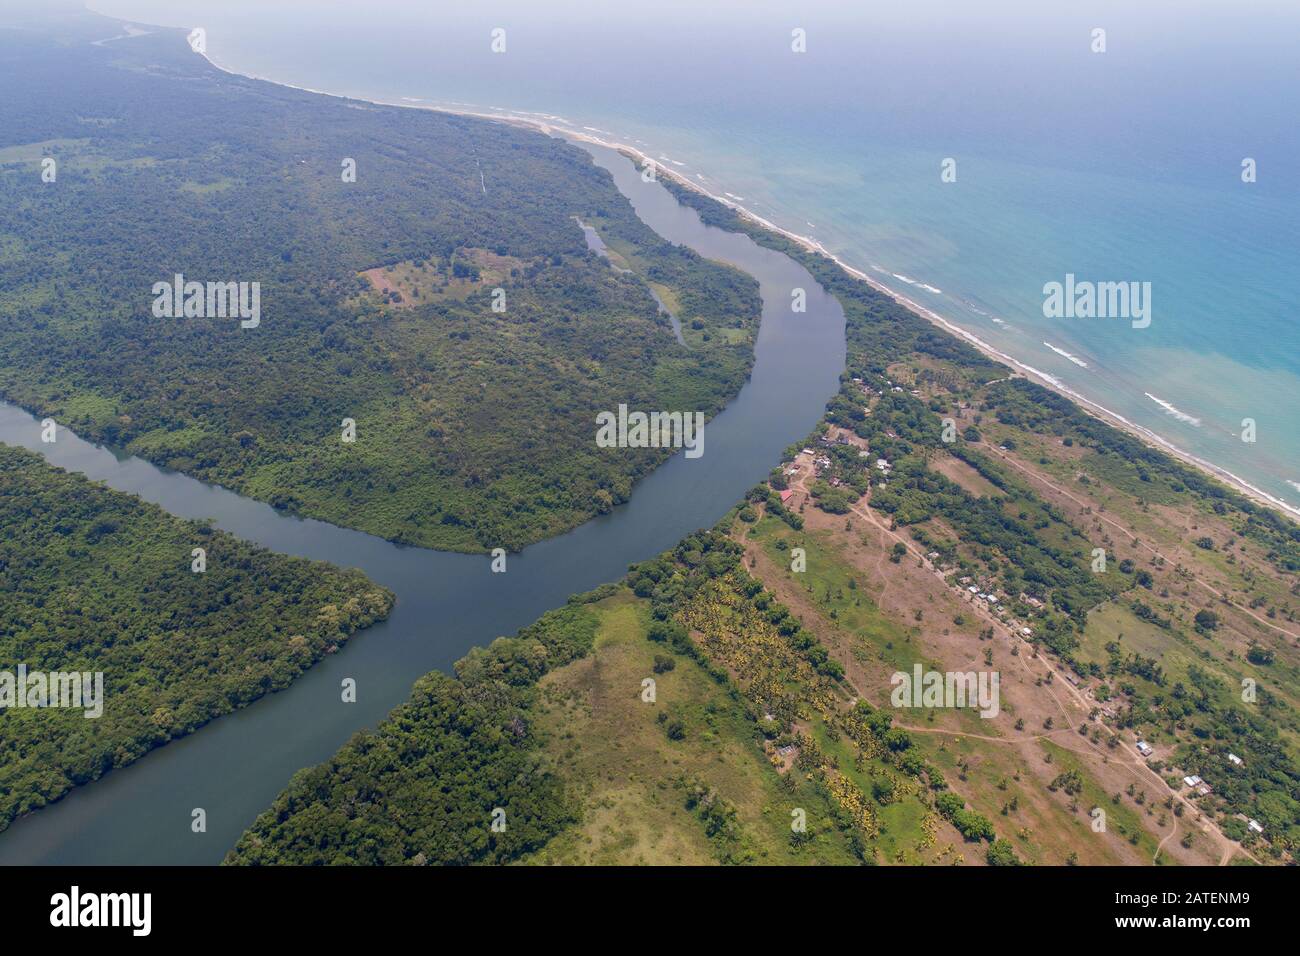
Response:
[765,368,1274,851]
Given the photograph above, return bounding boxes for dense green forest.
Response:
[222,536,728,863]
[228,165,1299,864]
[0,17,759,552]
[226,599,601,864]
[0,444,392,831]
[12,10,1292,864]
[227,529,1001,865]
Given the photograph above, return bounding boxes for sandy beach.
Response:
[190,41,1299,524]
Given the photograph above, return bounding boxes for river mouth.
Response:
[0,141,845,864]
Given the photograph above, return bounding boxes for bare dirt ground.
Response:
[980,439,1296,644]
[740,455,1245,864]
[929,452,999,498]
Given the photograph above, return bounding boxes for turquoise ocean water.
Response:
[93,0,1300,513]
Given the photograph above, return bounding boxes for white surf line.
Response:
[188,41,1300,523]
[1144,392,1201,427]
[1043,342,1089,368]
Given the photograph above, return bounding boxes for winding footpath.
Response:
[777,455,1254,864]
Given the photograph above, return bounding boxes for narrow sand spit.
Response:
[190,41,1299,522]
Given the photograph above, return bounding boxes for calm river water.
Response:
[0,142,845,864]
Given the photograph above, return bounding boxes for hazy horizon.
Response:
[74,0,1300,512]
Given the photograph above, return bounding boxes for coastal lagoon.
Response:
[91,0,1300,513]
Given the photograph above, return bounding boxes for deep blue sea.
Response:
[93,0,1300,513]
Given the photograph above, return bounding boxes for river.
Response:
[0,142,845,864]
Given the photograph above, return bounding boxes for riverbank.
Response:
[0,45,846,860]
[548,129,1300,524]
[186,38,1297,525]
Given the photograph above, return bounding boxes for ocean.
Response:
[90,0,1300,515]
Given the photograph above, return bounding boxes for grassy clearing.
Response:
[1039,740,1166,863]
[528,592,859,865]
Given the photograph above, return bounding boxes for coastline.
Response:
[188,39,1300,525]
